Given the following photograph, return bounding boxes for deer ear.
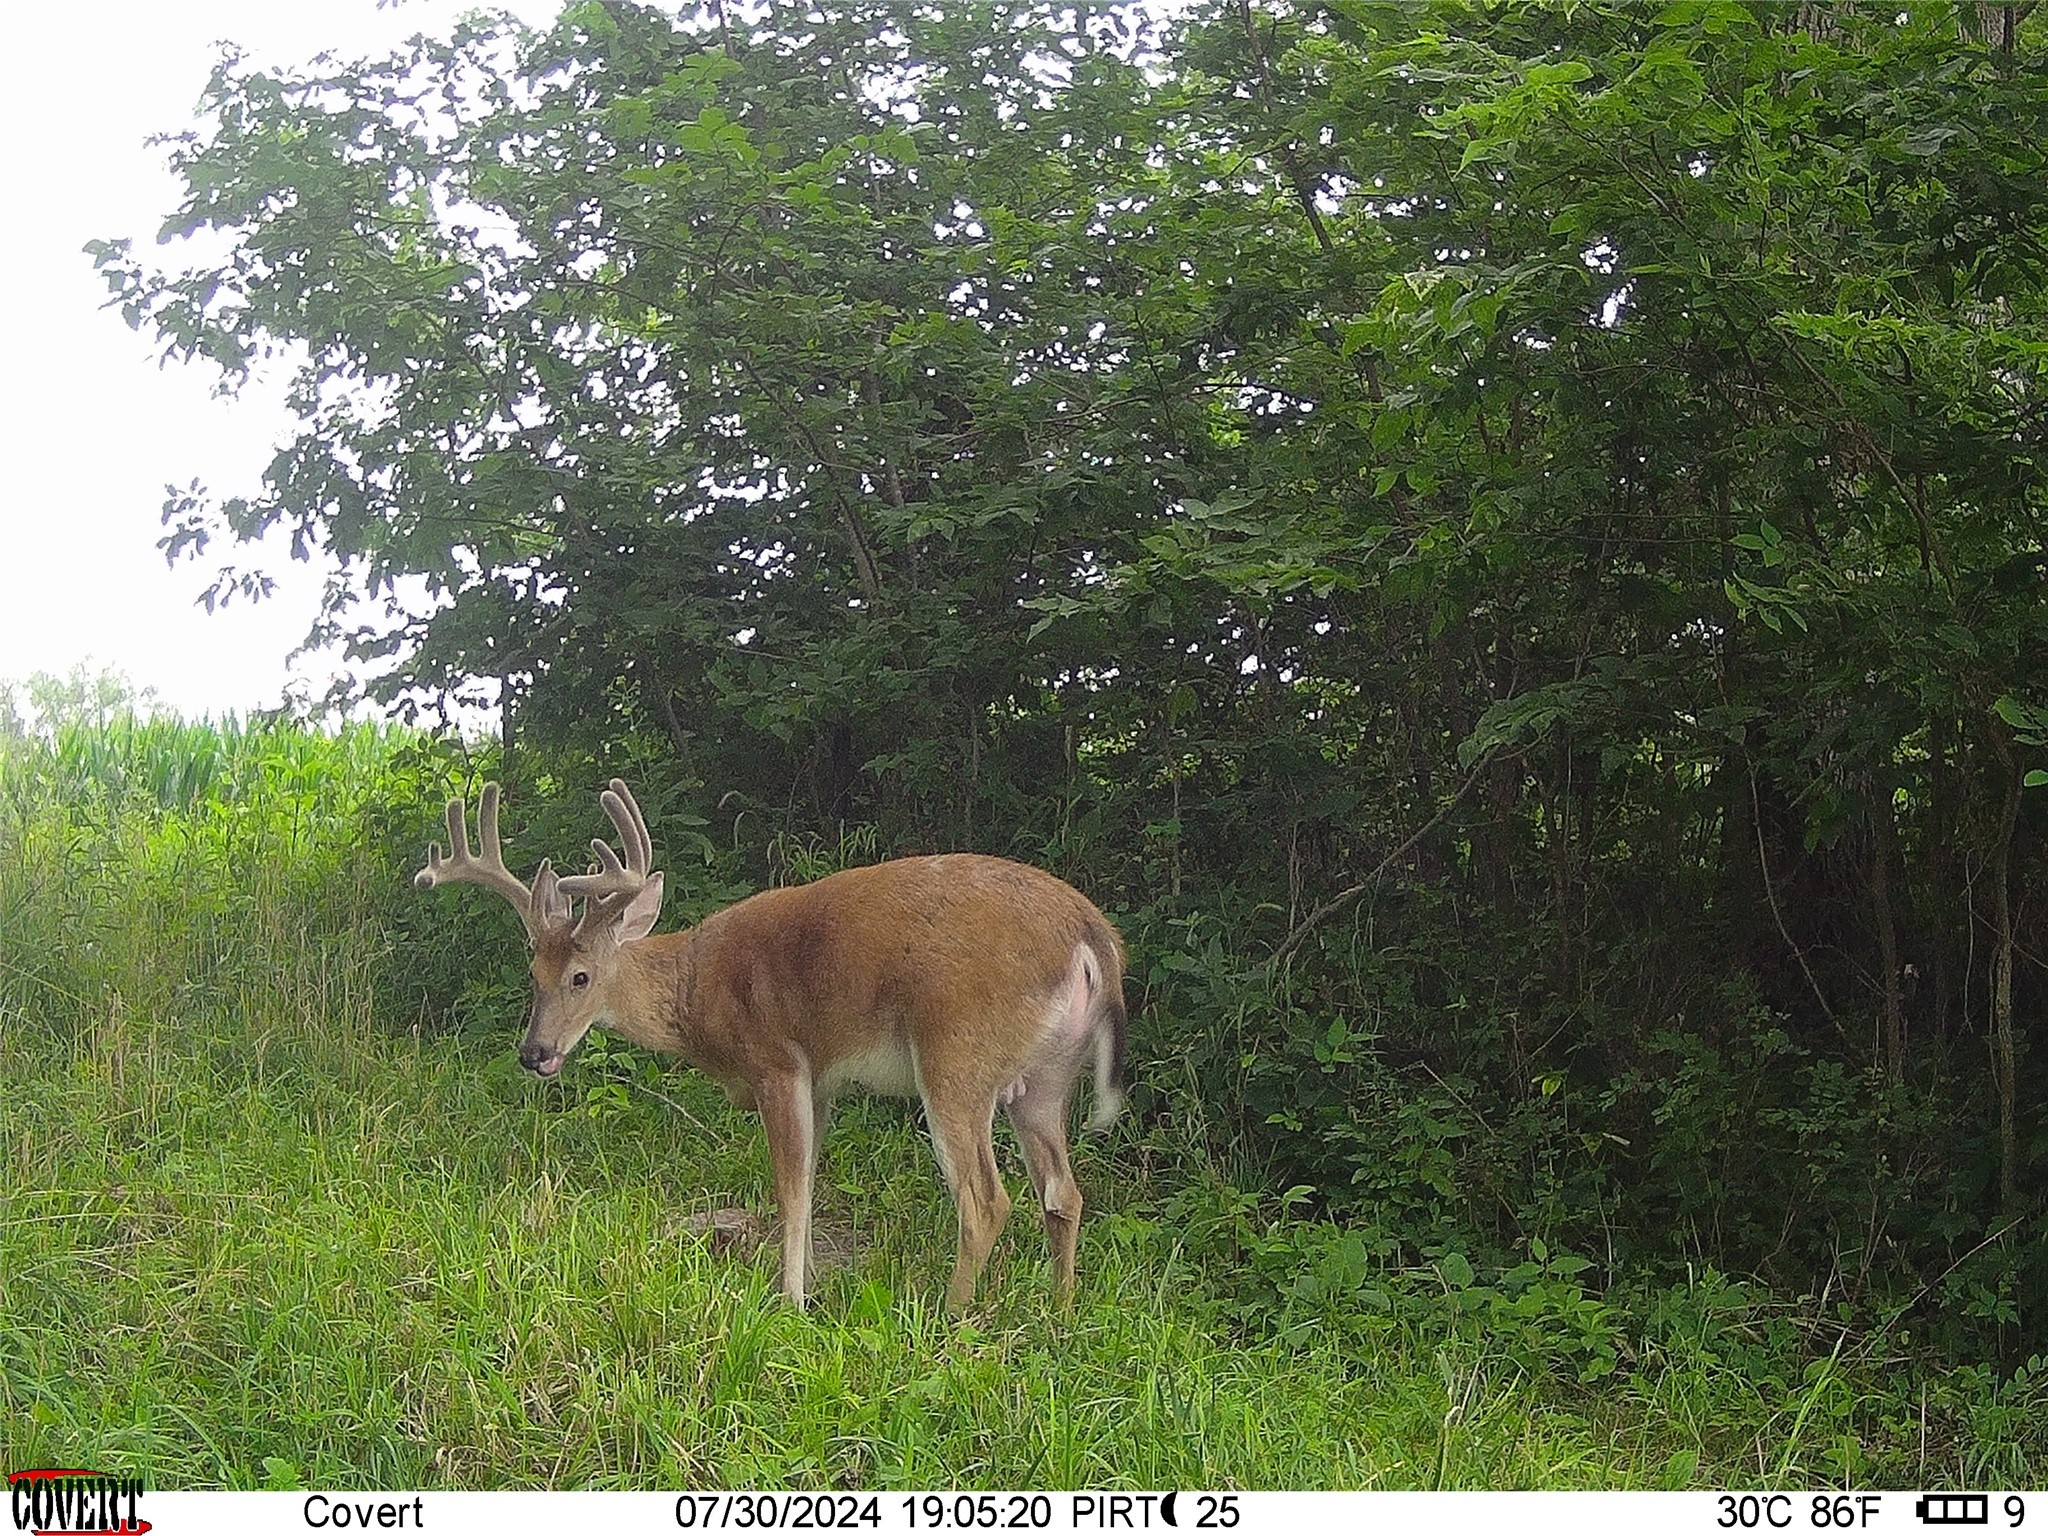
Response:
[614,871,664,943]
[532,860,572,927]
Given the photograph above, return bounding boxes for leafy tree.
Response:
[0,665,160,739]
[97,0,2047,1355]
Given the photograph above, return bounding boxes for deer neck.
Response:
[604,927,699,1057]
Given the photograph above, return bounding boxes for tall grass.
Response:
[1,718,2039,1487]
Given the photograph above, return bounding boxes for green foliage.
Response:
[4,719,2042,1485]
[0,663,161,739]
[89,0,2048,1364]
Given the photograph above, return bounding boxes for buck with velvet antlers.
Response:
[415,779,1127,1310]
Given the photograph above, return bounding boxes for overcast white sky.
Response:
[0,0,557,720]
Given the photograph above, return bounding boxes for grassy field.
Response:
[1,720,2039,1487]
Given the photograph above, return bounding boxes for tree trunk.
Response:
[499,676,517,790]
[641,655,693,771]
[1870,791,1908,1082]
[1987,744,2022,1211]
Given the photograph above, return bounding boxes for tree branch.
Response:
[1236,0,1333,255]
[732,354,885,607]
[1274,747,1501,965]
[1749,764,1841,1034]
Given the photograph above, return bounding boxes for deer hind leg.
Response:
[924,1085,1012,1313]
[1009,1083,1084,1306]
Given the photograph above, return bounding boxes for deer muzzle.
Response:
[517,1035,568,1077]
[519,999,596,1078]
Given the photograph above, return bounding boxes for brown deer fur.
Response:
[418,782,1127,1311]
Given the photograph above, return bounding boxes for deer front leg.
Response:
[755,1068,817,1307]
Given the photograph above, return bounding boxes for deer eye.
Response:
[571,971,590,988]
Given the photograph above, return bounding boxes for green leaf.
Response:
[1900,125,1959,157]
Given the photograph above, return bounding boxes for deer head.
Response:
[415,779,665,1075]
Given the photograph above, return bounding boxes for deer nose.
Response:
[518,1040,565,1076]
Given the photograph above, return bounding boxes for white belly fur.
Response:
[817,1039,920,1100]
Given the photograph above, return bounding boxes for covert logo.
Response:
[7,1471,148,1536]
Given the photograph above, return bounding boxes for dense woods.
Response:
[93,0,2045,1362]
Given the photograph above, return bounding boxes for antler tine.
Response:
[478,781,503,865]
[558,777,659,927]
[413,782,542,926]
[604,778,653,875]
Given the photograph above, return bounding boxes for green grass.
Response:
[1,720,2040,1487]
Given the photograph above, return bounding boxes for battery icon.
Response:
[1916,1495,1990,1525]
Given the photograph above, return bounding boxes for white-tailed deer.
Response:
[416,779,1126,1310]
